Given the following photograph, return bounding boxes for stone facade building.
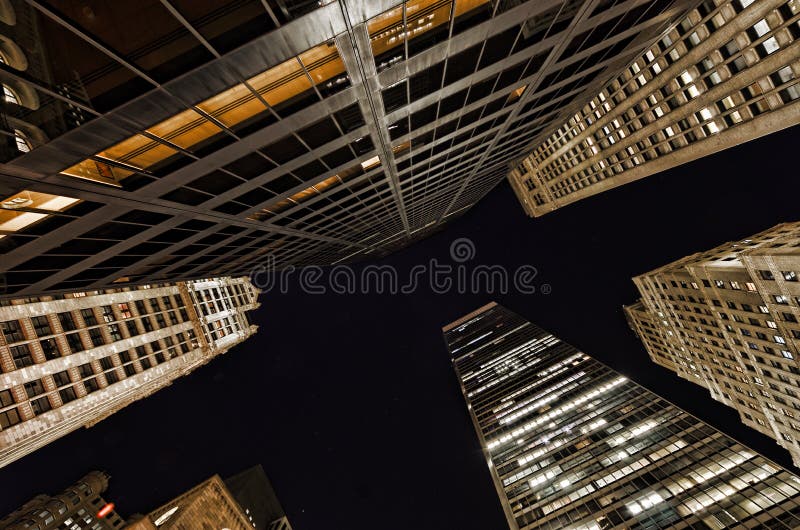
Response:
[0,276,259,468]
[509,0,800,216]
[626,221,800,467]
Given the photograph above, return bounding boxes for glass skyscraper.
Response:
[444,302,800,529]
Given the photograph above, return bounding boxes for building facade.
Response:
[0,465,291,530]
[148,466,292,530]
[508,0,800,216]
[0,276,259,468]
[626,221,800,467]
[0,0,698,296]
[444,302,800,529]
[0,471,125,530]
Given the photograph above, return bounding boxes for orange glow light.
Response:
[97,503,115,518]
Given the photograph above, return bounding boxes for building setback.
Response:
[508,0,800,217]
[444,302,800,529]
[0,276,259,469]
[626,221,800,468]
[0,0,698,296]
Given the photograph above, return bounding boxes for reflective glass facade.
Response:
[0,0,695,296]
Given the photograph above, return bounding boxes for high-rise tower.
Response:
[509,0,800,216]
[0,276,259,468]
[0,0,697,296]
[444,302,800,529]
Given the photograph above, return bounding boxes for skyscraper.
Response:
[626,221,800,467]
[0,471,124,530]
[0,276,259,468]
[508,0,800,216]
[0,0,697,296]
[444,302,800,529]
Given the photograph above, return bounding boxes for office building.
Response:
[0,276,259,468]
[0,0,697,296]
[509,0,800,216]
[0,471,125,530]
[626,221,800,467]
[444,302,800,529]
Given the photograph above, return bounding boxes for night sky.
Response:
[1,125,798,529]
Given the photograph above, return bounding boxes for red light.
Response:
[97,503,115,518]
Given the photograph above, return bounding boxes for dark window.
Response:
[66,333,84,353]
[80,309,98,326]
[59,387,78,404]
[52,371,71,387]
[30,316,53,337]
[58,312,77,331]
[10,344,34,369]
[0,389,15,407]
[31,396,52,415]
[0,407,20,429]
[89,328,105,347]
[40,338,60,360]
[0,320,24,343]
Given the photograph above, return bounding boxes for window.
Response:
[783,271,798,282]
[136,346,151,370]
[108,324,123,342]
[0,320,24,343]
[30,316,52,337]
[58,312,77,331]
[10,344,34,368]
[775,295,790,305]
[66,333,84,353]
[2,84,18,104]
[760,270,775,280]
[118,303,132,319]
[0,389,14,407]
[31,396,51,415]
[101,306,115,323]
[81,308,98,326]
[89,328,105,347]
[125,320,138,336]
[52,370,71,387]
[40,338,60,360]
[14,128,31,153]
[59,386,77,404]
[0,407,21,429]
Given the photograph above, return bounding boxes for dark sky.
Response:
[1,125,798,529]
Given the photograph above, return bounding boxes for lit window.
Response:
[3,84,18,105]
[13,129,30,153]
[752,19,770,37]
[0,191,80,237]
[761,37,779,55]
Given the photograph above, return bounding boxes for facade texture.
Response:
[148,469,292,530]
[0,276,259,468]
[626,222,800,468]
[444,302,800,529]
[0,471,125,530]
[508,0,800,216]
[0,0,699,296]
